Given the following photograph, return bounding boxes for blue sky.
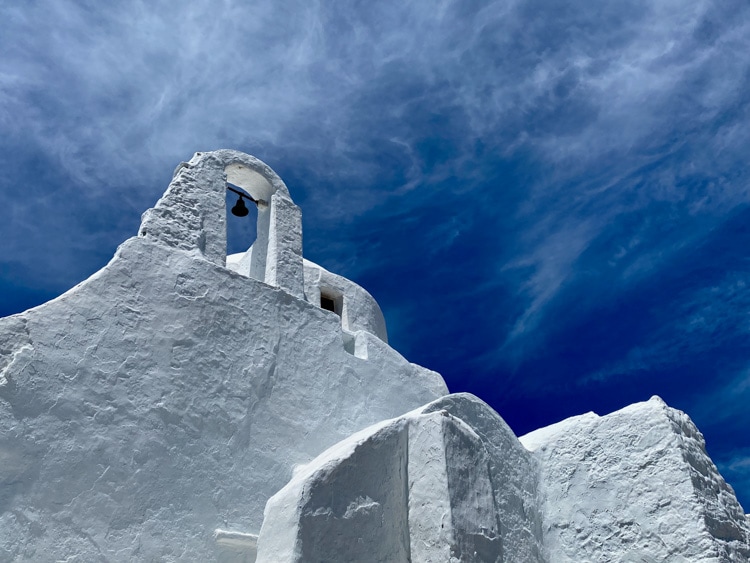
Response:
[2,1,749,510]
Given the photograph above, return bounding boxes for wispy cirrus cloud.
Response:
[3,0,750,511]
[579,266,750,384]
[2,0,749,345]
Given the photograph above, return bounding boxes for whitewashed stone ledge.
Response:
[214,530,258,563]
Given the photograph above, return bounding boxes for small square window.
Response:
[321,295,336,312]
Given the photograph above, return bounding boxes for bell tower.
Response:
[139,149,305,299]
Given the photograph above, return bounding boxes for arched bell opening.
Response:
[225,184,259,256]
[223,162,276,282]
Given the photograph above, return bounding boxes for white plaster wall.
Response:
[257,392,750,563]
[422,393,546,563]
[256,393,545,563]
[257,418,412,562]
[302,259,388,343]
[229,253,390,344]
[520,397,750,562]
[0,152,447,561]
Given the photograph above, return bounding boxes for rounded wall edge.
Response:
[303,259,388,344]
[189,149,292,201]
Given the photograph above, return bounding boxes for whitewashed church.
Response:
[0,150,747,562]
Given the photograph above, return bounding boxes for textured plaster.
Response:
[521,396,750,562]
[257,393,544,563]
[0,151,446,562]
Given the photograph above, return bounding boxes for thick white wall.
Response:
[302,260,388,343]
[256,393,545,563]
[257,418,412,562]
[421,394,546,562]
[257,392,750,563]
[521,396,750,562]
[0,151,447,561]
[229,254,390,344]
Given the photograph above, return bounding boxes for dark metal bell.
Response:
[231,197,249,217]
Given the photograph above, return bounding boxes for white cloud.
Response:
[2,0,750,327]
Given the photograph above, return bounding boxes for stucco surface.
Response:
[0,151,447,561]
[258,392,750,563]
[521,396,750,562]
[256,393,545,563]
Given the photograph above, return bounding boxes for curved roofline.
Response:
[185,149,291,201]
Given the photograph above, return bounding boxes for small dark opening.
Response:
[321,295,336,312]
